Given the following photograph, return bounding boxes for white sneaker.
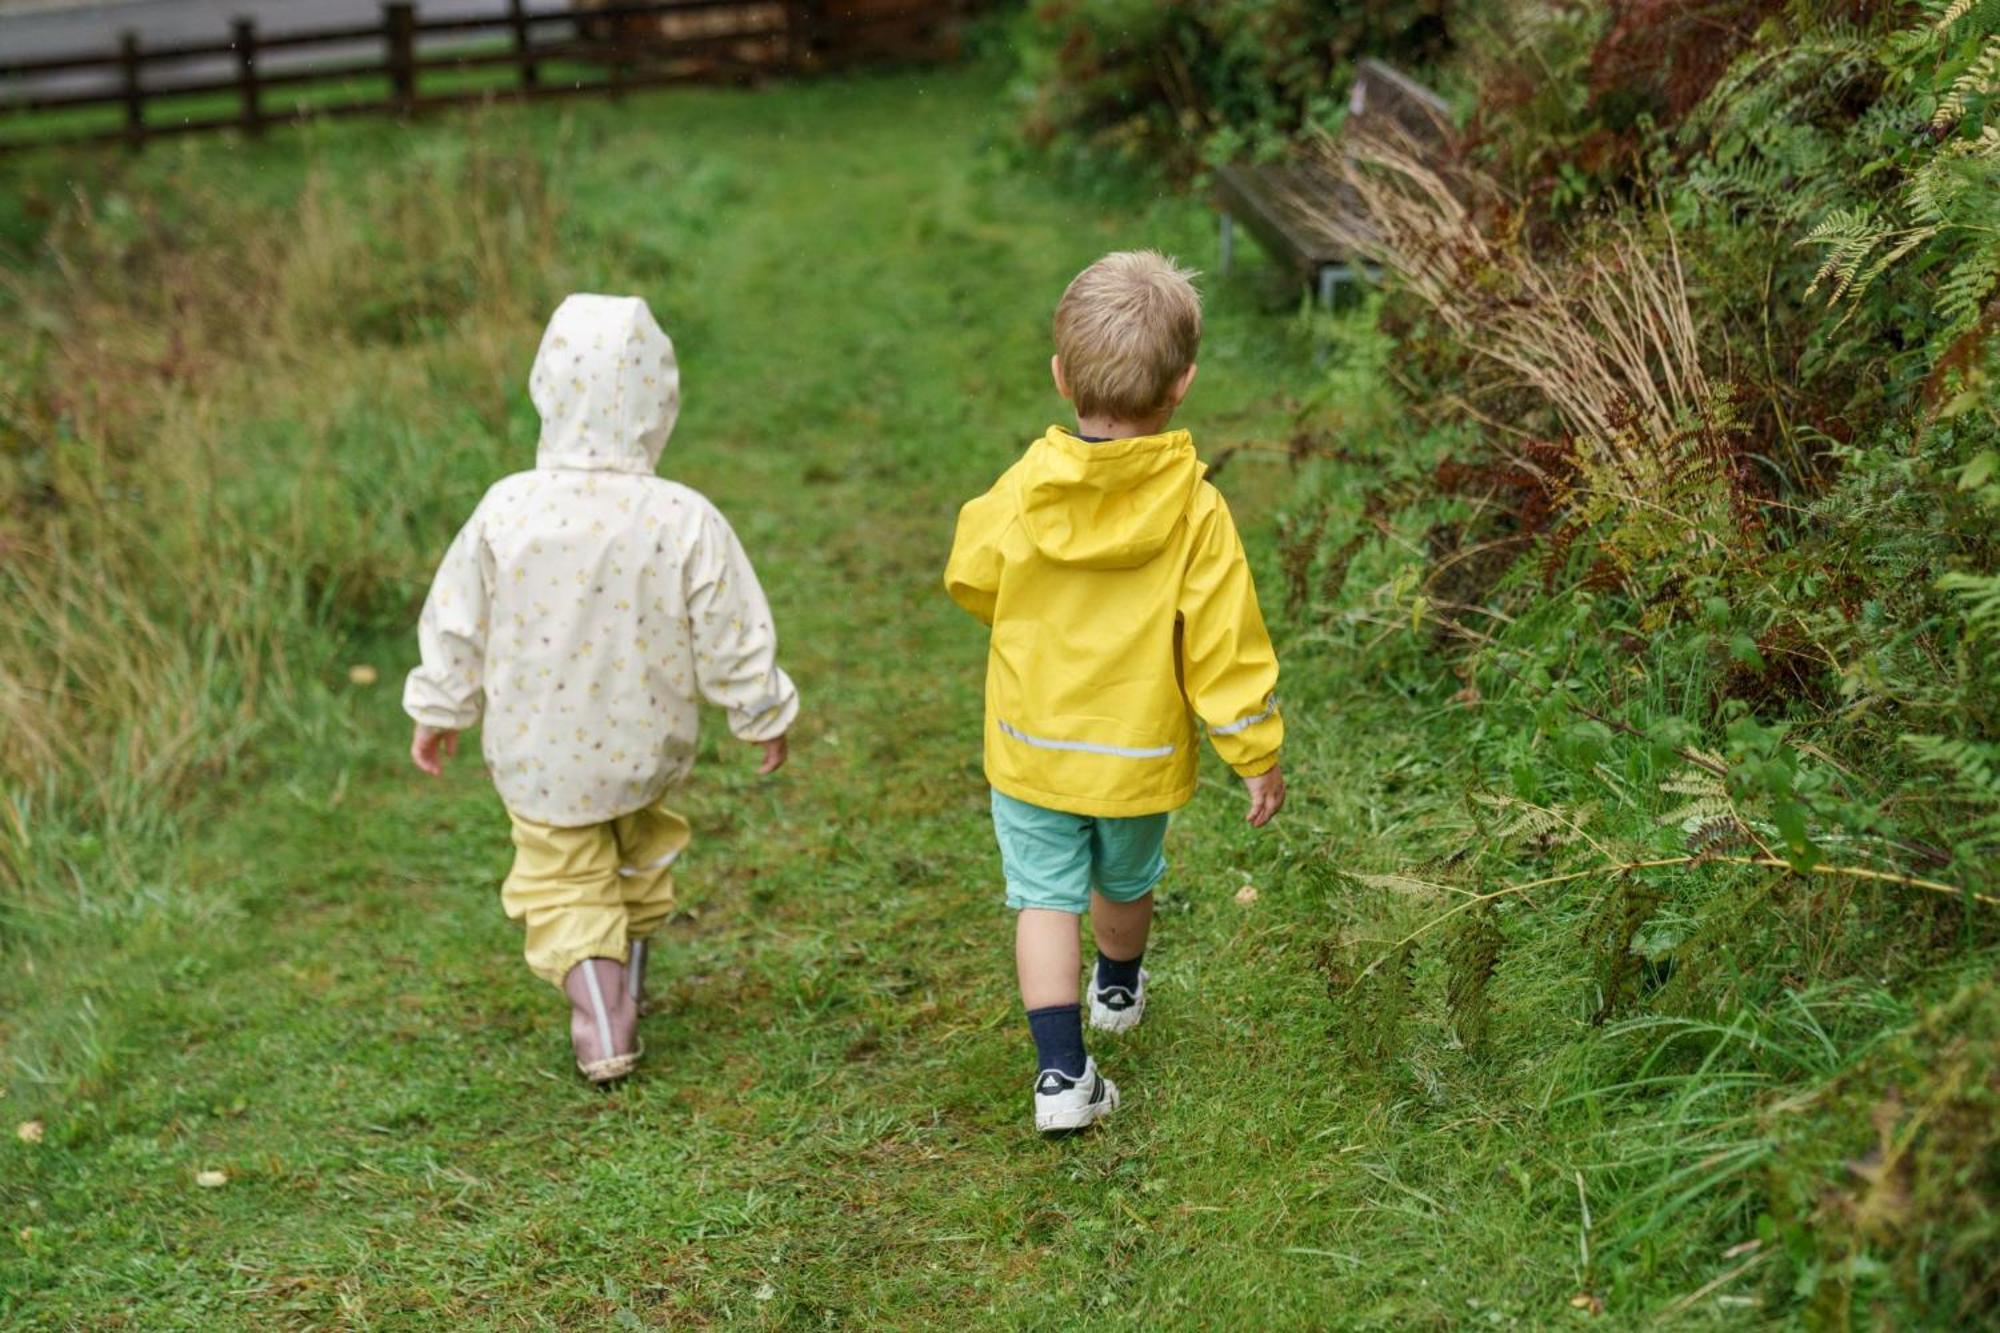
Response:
[1033,1057,1120,1133]
[1089,968,1148,1033]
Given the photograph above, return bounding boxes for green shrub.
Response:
[1010,0,2000,1320]
[1010,0,1453,181]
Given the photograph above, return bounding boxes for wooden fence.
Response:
[0,0,972,152]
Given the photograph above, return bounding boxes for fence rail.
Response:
[0,0,969,152]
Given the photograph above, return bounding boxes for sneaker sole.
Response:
[1035,1078,1121,1133]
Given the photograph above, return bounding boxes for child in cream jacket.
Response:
[405,293,798,1083]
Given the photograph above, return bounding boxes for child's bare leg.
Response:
[1016,908,1082,1009]
[1088,889,1154,1032]
[1090,889,1153,962]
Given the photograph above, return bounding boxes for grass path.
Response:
[5,68,1596,1328]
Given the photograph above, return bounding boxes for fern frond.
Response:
[1900,734,2000,852]
[1932,0,1998,38]
[1445,906,1504,1049]
[1662,795,1738,831]
[1661,767,1730,799]
[1934,246,2000,346]
[1688,816,1755,855]
[1471,792,1596,846]
[1349,872,1456,900]
[1802,207,1892,302]
[1941,570,2000,637]
[1934,35,2000,127]
[1938,0,1978,29]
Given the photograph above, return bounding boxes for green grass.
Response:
[2,59,1993,1329]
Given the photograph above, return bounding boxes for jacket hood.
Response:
[1016,426,1203,570]
[529,293,680,473]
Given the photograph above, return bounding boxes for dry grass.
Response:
[0,136,569,890]
[1294,129,1714,475]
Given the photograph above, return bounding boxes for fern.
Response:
[1786,8,2000,353]
[1444,906,1504,1050]
[1583,878,1666,1025]
[1370,941,1419,1059]
[1900,734,2000,862]
[1933,34,2000,127]
[1803,207,1898,303]
[1930,0,2000,40]
[1942,570,2000,638]
[1349,871,1457,900]
[1937,0,1980,32]
[1472,792,1596,848]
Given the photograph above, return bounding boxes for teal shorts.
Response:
[991,789,1169,915]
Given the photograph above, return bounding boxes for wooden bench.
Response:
[1214,59,1451,304]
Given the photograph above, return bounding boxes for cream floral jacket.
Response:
[404,294,799,826]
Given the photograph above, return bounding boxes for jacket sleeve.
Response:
[403,508,493,732]
[1179,491,1283,776]
[944,489,1006,627]
[684,499,800,743]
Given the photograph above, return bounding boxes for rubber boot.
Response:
[563,956,639,1084]
[628,938,648,1013]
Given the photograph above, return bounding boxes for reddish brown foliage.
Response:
[1589,0,1788,124]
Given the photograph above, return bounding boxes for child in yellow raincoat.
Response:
[945,251,1286,1133]
[405,293,799,1084]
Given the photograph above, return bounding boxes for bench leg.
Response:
[1219,213,1235,276]
[1318,264,1340,308]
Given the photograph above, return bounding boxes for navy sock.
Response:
[1095,950,1144,994]
[1025,1004,1087,1078]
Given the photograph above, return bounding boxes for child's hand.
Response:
[1243,764,1286,828]
[757,734,789,776]
[411,724,459,777]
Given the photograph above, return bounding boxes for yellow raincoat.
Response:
[945,426,1282,818]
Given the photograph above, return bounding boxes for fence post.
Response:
[232,16,262,136]
[118,30,144,151]
[798,0,828,69]
[606,18,626,103]
[783,0,807,70]
[507,0,538,92]
[385,2,417,116]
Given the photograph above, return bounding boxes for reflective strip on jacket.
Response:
[945,425,1281,818]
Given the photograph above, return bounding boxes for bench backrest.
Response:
[1347,58,1451,149]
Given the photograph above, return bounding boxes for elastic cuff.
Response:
[531,940,629,990]
[406,704,480,732]
[730,688,800,744]
[1231,752,1279,779]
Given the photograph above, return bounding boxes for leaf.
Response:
[1958,449,1997,490]
[15,1120,43,1145]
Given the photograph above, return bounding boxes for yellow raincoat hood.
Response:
[946,426,1282,819]
[1017,429,1202,570]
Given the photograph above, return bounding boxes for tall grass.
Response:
[0,135,569,901]
[1297,132,1713,475]
[1252,1,2000,1317]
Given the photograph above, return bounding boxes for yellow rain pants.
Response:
[501,799,691,988]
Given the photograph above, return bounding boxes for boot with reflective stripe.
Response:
[563,957,639,1084]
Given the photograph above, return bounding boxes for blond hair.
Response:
[1052,250,1202,421]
